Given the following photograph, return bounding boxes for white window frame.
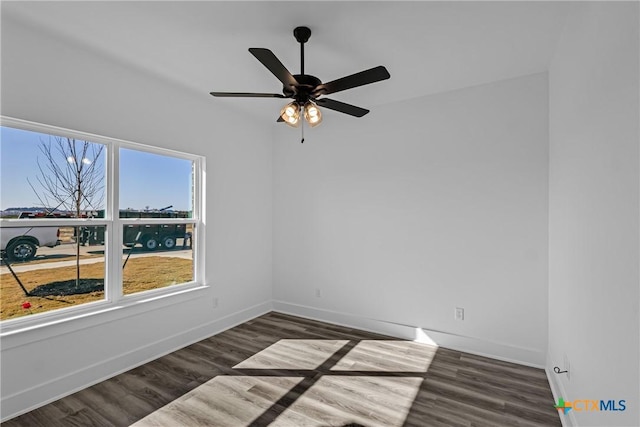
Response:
[0,116,207,335]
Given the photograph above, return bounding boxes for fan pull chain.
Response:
[301,120,305,143]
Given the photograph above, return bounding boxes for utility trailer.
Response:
[120,209,190,251]
[76,208,190,251]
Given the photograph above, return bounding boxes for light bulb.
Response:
[303,101,322,127]
[280,102,300,128]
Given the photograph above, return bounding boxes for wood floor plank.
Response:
[2,312,561,427]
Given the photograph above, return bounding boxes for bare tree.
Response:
[28,136,105,287]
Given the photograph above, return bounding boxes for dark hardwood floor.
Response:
[3,312,561,426]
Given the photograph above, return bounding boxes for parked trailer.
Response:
[51,209,190,251]
[120,210,190,251]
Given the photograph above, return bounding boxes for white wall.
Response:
[273,73,550,365]
[547,3,640,426]
[0,15,273,420]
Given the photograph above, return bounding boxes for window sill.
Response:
[0,283,210,350]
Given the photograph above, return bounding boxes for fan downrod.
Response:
[294,26,311,76]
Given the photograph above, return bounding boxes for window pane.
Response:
[122,223,194,295]
[119,149,193,218]
[0,225,106,320]
[0,126,106,218]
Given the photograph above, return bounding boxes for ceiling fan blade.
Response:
[316,98,369,117]
[210,92,286,98]
[249,48,299,88]
[314,66,390,96]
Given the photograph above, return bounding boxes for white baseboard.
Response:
[1,300,272,423]
[273,300,546,368]
[546,356,577,427]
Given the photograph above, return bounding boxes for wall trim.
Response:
[0,300,273,423]
[273,300,546,368]
[546,354,577,427]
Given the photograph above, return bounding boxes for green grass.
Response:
[0,257,193,320]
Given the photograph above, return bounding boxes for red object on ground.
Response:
[22,301,31,309]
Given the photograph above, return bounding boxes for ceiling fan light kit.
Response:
[210,26,390,135]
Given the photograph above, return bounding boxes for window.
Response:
[118,148,197,297]
[0,118,204,324]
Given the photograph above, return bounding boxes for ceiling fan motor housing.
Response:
[288,74,322,102]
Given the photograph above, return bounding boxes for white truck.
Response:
[0,214,61,262]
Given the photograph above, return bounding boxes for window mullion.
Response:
[106,144,122,302]
[195,157,205,284]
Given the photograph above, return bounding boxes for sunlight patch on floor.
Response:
[270,375,424,427]
[233,339,349,370]
[331,340,437,372]
[131,376,304,427]
[132,339,437,427]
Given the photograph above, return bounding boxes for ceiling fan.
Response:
[210,26,391,130]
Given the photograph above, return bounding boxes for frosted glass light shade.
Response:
[304,101,322,127]
[280,102,301,128]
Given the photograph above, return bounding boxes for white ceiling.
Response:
[3,1,573,118]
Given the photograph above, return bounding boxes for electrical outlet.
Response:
[455,307,464,321]
[315,288,321,298]
[563,353,570,380]
[212,297,218,309]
